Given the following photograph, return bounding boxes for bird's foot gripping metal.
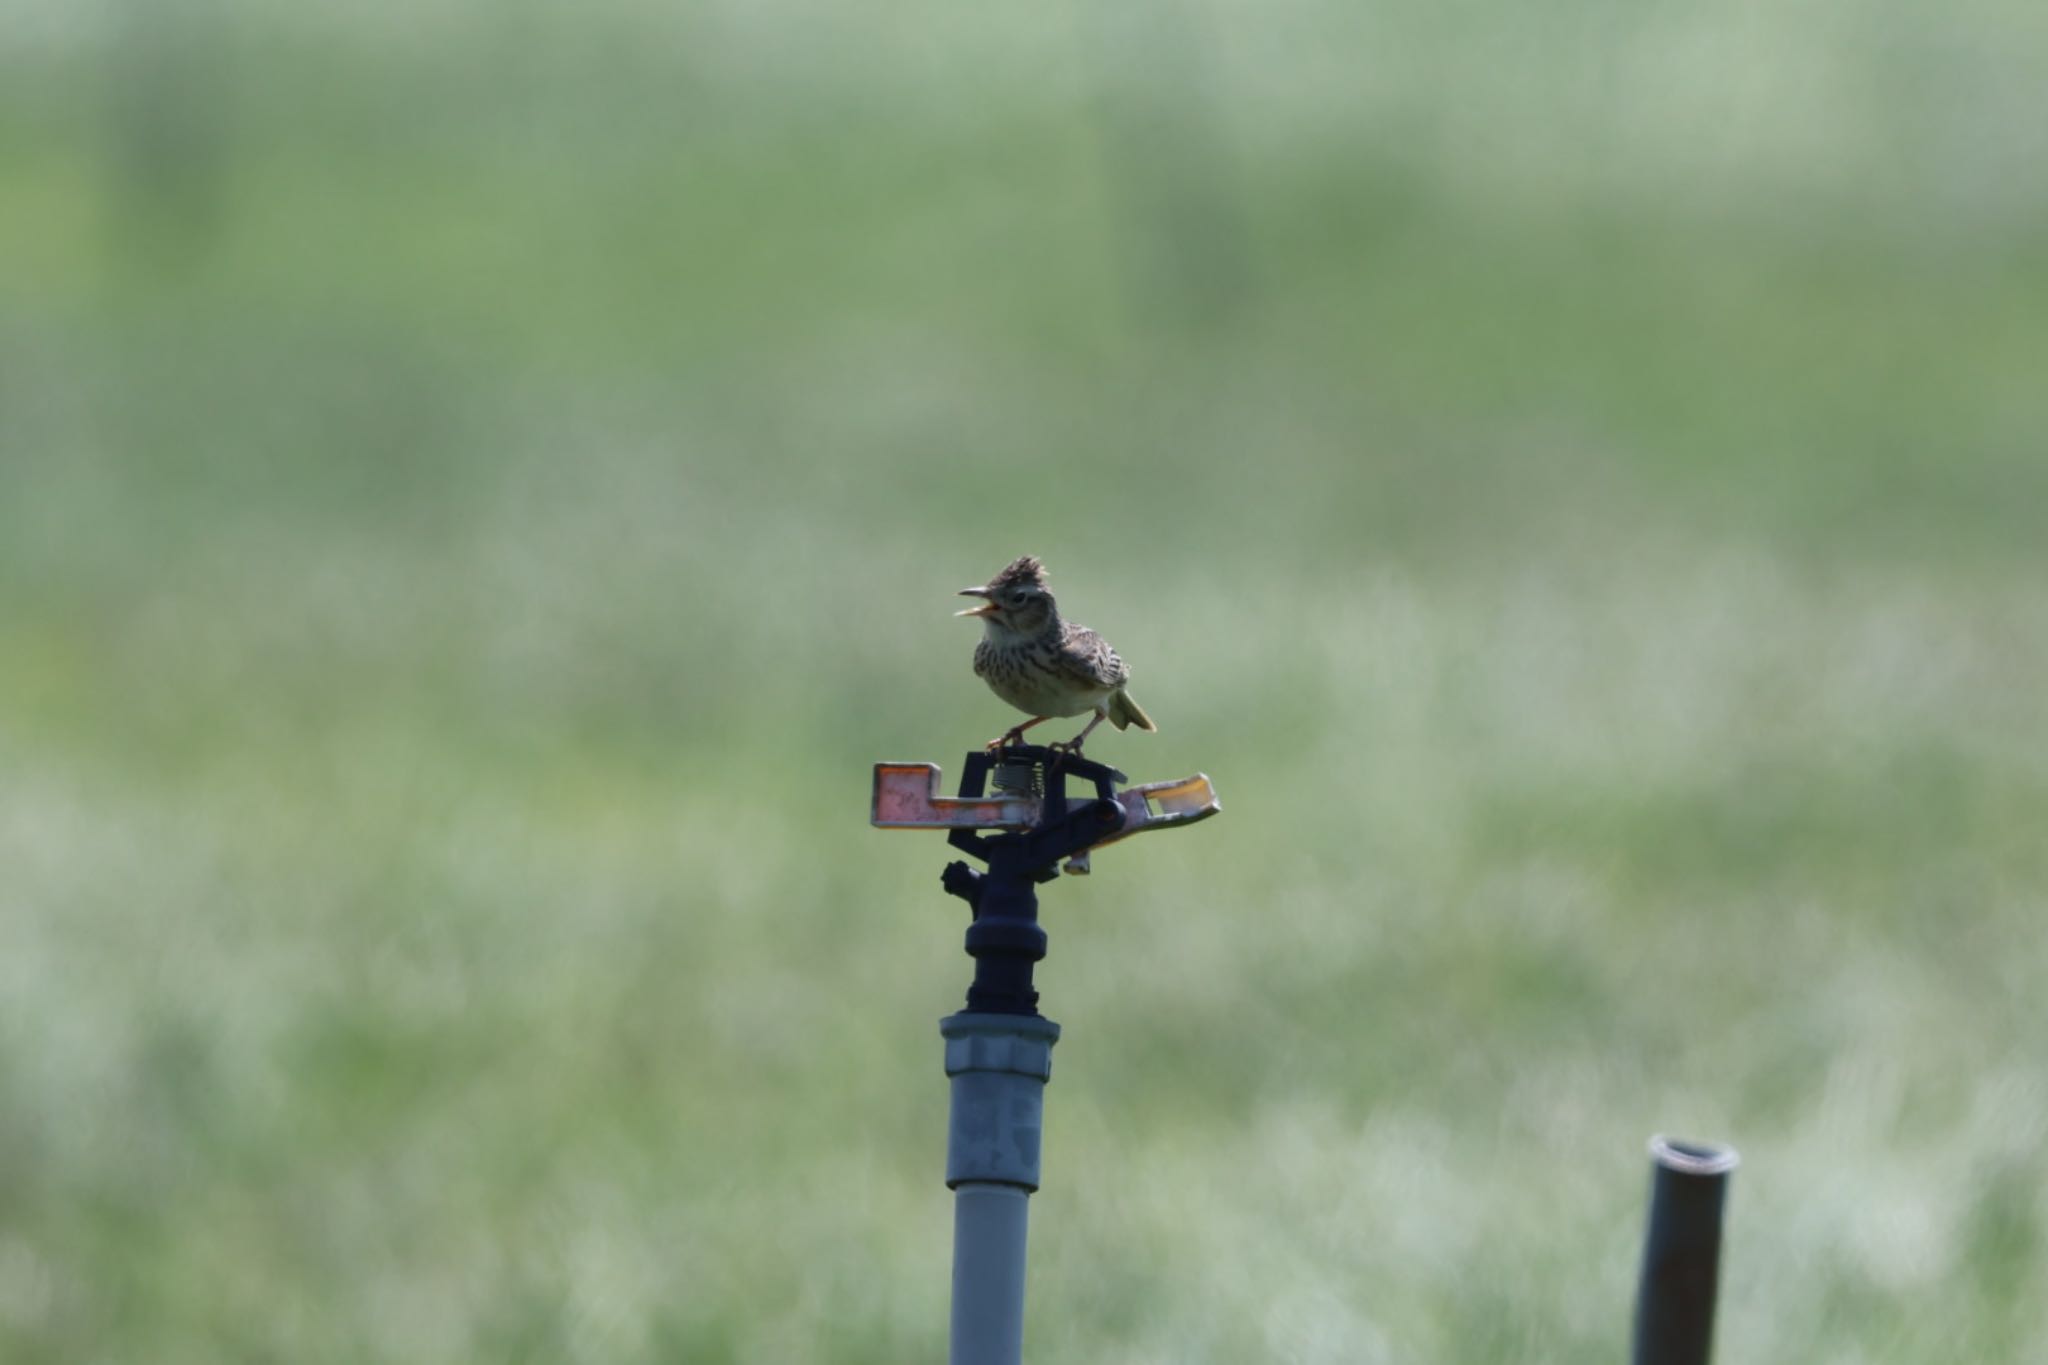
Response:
[871,746,1220,876]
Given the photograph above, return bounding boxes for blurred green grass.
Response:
[3,0,2046,1360]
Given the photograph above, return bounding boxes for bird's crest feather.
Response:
[989,555,1048,591]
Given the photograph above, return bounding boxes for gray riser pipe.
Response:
[943,1012,1060,1365]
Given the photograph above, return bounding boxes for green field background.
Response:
[4,0,2045,1360]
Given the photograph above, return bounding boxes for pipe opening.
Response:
[1649,1134,1740,1176]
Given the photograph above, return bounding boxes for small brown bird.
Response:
[956,555,1156,752]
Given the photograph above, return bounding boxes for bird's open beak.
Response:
[955,587,997,618]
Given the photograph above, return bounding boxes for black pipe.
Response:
[1631,1135,1738,1365]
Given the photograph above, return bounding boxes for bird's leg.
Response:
[1048,711,1108,755]
[987,716,1051,751]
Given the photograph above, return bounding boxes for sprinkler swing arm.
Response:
[872,748,1219,876]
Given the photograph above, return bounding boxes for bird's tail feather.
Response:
[1109,689,1156,732]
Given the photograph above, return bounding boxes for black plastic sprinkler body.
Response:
[1632,1135,1739,1365]
[939,745,1127,1015]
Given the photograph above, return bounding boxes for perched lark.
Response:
[956,555,1156,752]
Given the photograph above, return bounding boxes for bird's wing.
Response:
[1057,622,1130,689]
